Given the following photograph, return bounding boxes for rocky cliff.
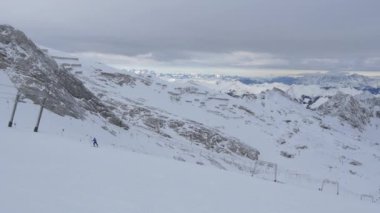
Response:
[0,25,128,129]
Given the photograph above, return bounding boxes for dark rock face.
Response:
[0,25,128,129]
[299,95,321,109]
[241,93,257,101]
[100,72,137,87]
[111,98,260,161]
[280,151,295,158]
[317,92,371,129]
[172,121,260,160]
[359,97,380,118]
[349,160,362,166]
[238,105,255,116]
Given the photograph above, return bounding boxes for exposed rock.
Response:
[100,72,137,86]
[237,105,255,116]
[170,120,260,160]
[241,92,257,101]
[0,25,128,129]
[99,72,152,87]
[281,151,295,158]
[349,160,362,166]
[299,95,321,109]
[317,92,371,129]
[109,97,260,161]
[319,123,331,130]
[226,90,240,98]
[277,138,286,145]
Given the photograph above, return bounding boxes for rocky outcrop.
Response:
[100,72,152,87]
[317,92,371,129]
[170,120,260,160]
[0,25,128,129]
[106,97,260,161]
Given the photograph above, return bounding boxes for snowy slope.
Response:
[43,48,380,199]
[1,126,380,213]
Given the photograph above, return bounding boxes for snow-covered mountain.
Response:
[0,25,127,129]
[1,25,380,211]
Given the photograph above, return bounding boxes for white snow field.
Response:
[1,126,380,213]
[1,42,380,212]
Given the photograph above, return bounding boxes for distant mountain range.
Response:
[160,72,380,94]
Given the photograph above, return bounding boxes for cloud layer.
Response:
[1,0,380,74]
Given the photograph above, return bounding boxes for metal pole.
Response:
[336,183,339,195]
[274,164,278,182]
[156,122,160,133]
[8,93,20,127]
[251,160,258,176]
[34,98,46,132]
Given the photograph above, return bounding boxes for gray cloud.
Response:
[1,0,380,73]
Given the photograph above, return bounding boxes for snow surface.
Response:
[1,46,380,212]
[1,127,380,213]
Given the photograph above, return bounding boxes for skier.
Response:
[92,137,98,147]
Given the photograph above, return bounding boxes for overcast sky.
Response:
[1,0,380,76]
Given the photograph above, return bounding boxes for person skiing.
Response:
[92,137,98,147]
